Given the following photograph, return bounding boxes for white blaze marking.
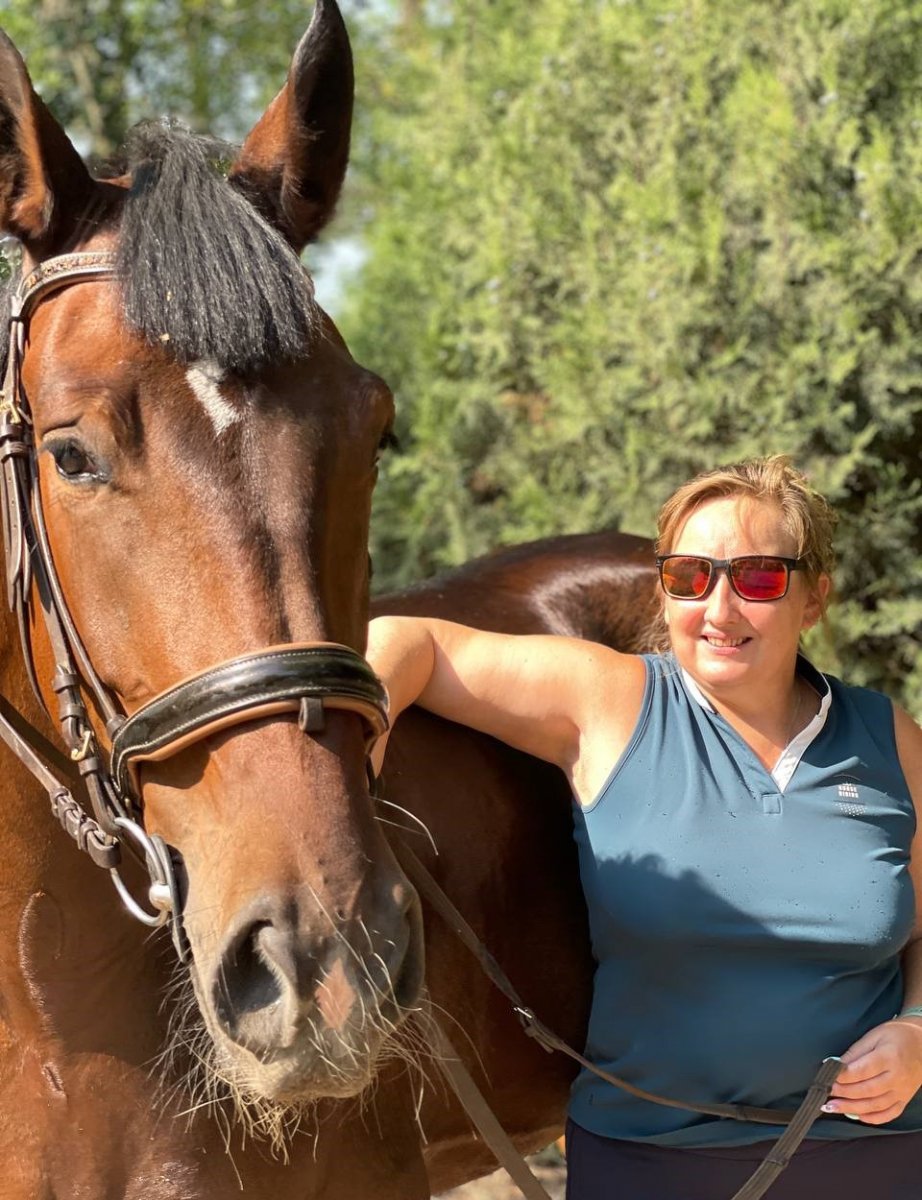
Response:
[186,361,240,436]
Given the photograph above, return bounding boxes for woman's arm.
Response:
[366,615,646,801]
[824,705,922,1124]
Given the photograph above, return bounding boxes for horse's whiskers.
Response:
[144,888,448,1162]
[374,798,439,857]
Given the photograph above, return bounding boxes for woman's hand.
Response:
[823,1018,922,1124]
[366,616,436,777]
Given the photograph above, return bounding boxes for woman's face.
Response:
[664,495,829,701]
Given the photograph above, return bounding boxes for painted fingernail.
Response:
[821,1103,837,1113]
[844,1113,862,1121]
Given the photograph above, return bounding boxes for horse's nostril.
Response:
[213,919,284,1043]
[208,890,424,1059]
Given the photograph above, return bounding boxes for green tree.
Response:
[0,0,320,157]
[342,0,922,714]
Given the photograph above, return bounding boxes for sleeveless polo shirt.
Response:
[569,654,922,1146]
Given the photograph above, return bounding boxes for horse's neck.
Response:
[0,608,164,1053]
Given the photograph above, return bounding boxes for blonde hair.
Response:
[648,455,837,649]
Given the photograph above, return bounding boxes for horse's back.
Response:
[375,529,655,644]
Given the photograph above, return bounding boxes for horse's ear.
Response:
[0,31,97,253]
[229,0,353,250]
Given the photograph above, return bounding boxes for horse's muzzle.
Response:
[204,883,424,1095]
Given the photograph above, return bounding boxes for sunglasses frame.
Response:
[655,554,806,602]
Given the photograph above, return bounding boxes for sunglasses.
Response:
[655,554,806,602]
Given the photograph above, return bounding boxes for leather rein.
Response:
[393,837,843,1200]
[0,250,388,961]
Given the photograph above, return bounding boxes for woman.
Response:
[367,457,922,1199]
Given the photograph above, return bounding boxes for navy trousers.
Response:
[565,1119,922,1199]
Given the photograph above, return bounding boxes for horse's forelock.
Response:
[116,122,320,376]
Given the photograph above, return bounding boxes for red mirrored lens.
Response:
[661,557,712,598]
[730,557,789,600]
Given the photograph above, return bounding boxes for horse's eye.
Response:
[48,439,101,482]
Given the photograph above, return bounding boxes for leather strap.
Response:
[17,251,119,320]
[390,835,842,1200]
[2,253,124,749]
[110,643,388,797]
[728,1058,844,1200]
[0,694,118,868]
[431,1015,838,1200]
[396,837,814,1124]
[432,1020,554,1200]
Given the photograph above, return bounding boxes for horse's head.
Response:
[0,0,424,1116]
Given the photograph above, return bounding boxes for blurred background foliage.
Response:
[0,0,313,156]
[1,0,919,712]
[341,0,922,714]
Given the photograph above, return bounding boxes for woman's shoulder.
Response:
[819,667,895,723]
[625,650,681,681]
[821,667,921,797]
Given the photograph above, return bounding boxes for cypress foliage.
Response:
[345,0,921,714]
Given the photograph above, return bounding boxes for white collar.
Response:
[680,660,831,793]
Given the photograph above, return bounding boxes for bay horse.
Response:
[0,4,656,1195]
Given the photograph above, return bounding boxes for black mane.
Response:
[116,122,320,375]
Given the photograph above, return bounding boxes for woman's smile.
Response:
[701,634,750,651]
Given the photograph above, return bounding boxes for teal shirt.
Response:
[569,654,922,1145]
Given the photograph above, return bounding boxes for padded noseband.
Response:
[110,643,388,797]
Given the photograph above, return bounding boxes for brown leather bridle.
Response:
[0,251,388,961]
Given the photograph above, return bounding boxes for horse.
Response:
[0,3,657,1195]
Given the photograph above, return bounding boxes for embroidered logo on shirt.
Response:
[836,780,865,816]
